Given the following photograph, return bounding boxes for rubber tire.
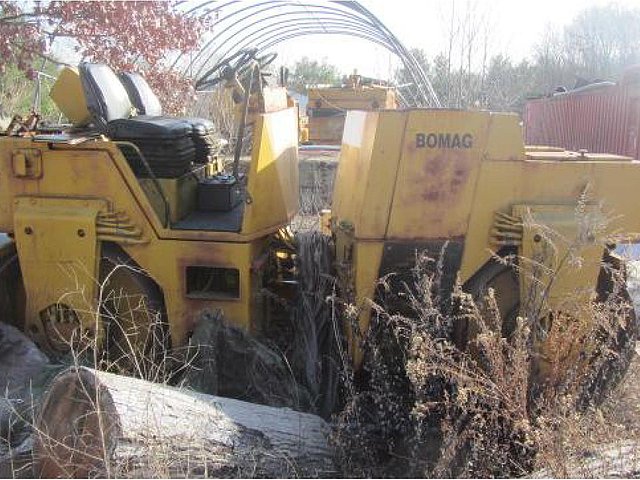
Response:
[577,253,638,408]
[462,252,637,408]
[98,244,168,375]
[458,257,520,347]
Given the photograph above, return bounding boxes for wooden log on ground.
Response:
[33,367,336,478]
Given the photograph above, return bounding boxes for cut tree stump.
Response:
[33,367,336,478]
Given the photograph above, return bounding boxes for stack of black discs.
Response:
[109,116,196,178]
[184,117,219,164]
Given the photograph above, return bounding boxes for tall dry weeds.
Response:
[331,242,637,478]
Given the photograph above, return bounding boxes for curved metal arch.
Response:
[194,27,401,98]
[190,11,393,76]
[210,21,394,75]
[180,0,440,107]
[253,24,396,56]
[185,2,422,74]
[179,2,388,74]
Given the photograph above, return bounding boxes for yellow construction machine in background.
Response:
[305,74,398,144]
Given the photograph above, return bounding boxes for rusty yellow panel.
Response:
[307,85,398,144]
[514,204,605,384]
[514,204,603,316]
[120,237,267,345]
[0,126,296,350]
[332,223,384,367]
[331,111,379,235]
[341,240,384,368]
[459,159,640,284]
[0,134,302,246]
[241,107,299,236]
[386,109,489,240]
[308,85,397,110]
[308,115,346,144]
[332,111,407,240]
[13,197,105,347]
[0,139,262,346]
[140,176,198,225]
[484,113,526,160]
[352,241,384,366]
[0,137,291,243]
[0,144,154,240]
[12,149,42,178]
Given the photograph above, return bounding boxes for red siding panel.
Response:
[524,81,640,158]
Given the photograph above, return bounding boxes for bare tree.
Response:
[563,4,640,80]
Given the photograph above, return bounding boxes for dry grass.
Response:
[0,263,186,477]
[2,257,638,477]
[331,210,639,478]
[531,262,640,478]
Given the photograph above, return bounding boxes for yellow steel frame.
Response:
[0,107,299,349]
[332,109,640,362]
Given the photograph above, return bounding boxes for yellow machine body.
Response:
[331,109,640,364]
[0,107,299,350]
[307,78,397,144]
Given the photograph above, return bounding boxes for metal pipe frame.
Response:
[176,0,440,107]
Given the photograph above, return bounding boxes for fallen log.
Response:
[34,367,336,478]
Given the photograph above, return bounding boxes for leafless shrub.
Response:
[332,229,637,478]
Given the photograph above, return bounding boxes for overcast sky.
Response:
[275,0,640,79]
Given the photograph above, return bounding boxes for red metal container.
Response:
[524,66,640,159]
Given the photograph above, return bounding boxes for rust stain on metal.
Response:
[420,152,471,204]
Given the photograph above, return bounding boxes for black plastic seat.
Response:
[108,115,192,139]
[118,71,163,116]
[111,117,196,177]
[119,72,218,163]
[79,63,195,177]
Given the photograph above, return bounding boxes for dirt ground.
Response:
[617,261,640,427]
[553,260,640,477]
